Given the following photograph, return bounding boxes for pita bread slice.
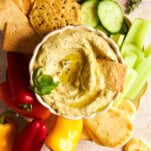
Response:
[12,0,31,15]
[84,107,134,147]
[0,0,41,53]
[97,59,127,92]
[0,0,24,31]
[118,99,136,118]
[2,22,41,54]
[124,138,151,151]
[80,126,91,141]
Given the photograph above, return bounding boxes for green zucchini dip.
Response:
[30,26,122,118]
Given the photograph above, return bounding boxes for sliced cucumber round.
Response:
[81,0,100,27]
[97,0,124,34]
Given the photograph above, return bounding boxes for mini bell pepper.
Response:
[12,119,47,151]
[45,116,83,151]
[0,111,16,151]
[0,82,50,120]
[7,52,35,112]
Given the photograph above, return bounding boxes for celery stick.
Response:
[122,18,151,50]
[123,55,137,68]
[123,68,138,96]
[110,34,125,48]
[145,43,151,57]
[121,44,144,67]
[126,57,151,100]
[113,68,137,106]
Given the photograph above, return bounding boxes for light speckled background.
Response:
[0,1,151,150]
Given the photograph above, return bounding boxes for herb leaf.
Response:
[32,66,43,85]
[32,67,59,95]
[126,0,142,14]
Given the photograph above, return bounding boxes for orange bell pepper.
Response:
[0,111,16,151]
[45,116,83,151]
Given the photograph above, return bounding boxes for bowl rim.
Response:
[29,25,123,119]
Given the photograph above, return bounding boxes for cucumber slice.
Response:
[76,0,85,4]
[97,0,124,34]
[81,0,99,27]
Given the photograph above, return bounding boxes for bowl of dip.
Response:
[29,25,126,119]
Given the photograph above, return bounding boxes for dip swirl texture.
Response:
[30,26,122,118]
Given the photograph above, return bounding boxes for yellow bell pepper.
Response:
[45,116,83,151]
[0,111,16,151]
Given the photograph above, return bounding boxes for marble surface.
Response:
[0,1,151,151]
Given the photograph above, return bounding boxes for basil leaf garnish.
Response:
[32,67,59,96]
[32,66,43,86]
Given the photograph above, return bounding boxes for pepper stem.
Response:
[0,111,16,124]
[20,104,32,112]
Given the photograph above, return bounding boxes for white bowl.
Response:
[29,25,123,119]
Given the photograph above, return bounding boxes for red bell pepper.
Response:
[0,82,50,120]
[7,52,35,111]
[12,119,47,151]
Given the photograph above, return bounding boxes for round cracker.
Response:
[80,125,91,141]
[29,0,81,36]
[118,99,136,118]
[84,107,134,147]
[124,138,151,151]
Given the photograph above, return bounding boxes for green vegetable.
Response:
[145,43,151,58]
[97,0,124,34]
[126,57,151,100]
[76,0,85,4]
[32,67,59,96]
[122,18,151,50]
[113,68,137,106]
[126,0,142,14]
[121,44,144,68]
[32,67,43,86]
[123,55,137,68]
[110,34,125,48]
[81,0,99,27]
[119,18,151,102]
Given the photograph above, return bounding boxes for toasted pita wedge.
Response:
[97,59,127,92]
[84,107,134,147]
[124,138,151,151]
[118,99,136,118]
[0,1,8,31]
[0,0,26,31]
[0,0,41,53]
[13,0,31,15]
[83,123,102,144]
[2,22,41,54]
[80,125,91,141]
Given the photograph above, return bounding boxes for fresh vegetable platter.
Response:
[0,0,151,151]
